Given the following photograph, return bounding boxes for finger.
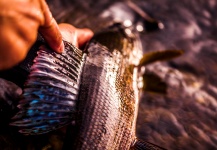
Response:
[77,28,94,47]
[39,0,64,53]
[59,23,93,47]
[58,23,78,47]
[58,23,94,48]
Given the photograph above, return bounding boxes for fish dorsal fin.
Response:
[131,138,167,150]
[138,50,183,67]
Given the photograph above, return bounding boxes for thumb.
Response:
[39,0,64,53]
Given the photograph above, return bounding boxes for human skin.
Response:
[0,0,93,70]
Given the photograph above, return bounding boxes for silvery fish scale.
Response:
[71,25,146,149]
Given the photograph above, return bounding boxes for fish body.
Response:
[8,22,167,149]
[72,24,143,149]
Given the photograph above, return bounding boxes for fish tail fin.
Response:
[131,138,167,150]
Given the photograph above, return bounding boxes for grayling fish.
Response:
[8,20,183,149]
[68,23,167,149]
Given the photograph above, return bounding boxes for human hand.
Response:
[0,0,93,70]
[58,23,93,48]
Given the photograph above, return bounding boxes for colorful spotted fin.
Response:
[10,42,86,135]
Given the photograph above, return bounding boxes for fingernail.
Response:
[58,41,64,53]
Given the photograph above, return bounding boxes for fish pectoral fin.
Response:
[142,72,167,94]
[138,50,183,67]
[131,138,167,150]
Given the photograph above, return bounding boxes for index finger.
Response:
[38,0,64,53]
